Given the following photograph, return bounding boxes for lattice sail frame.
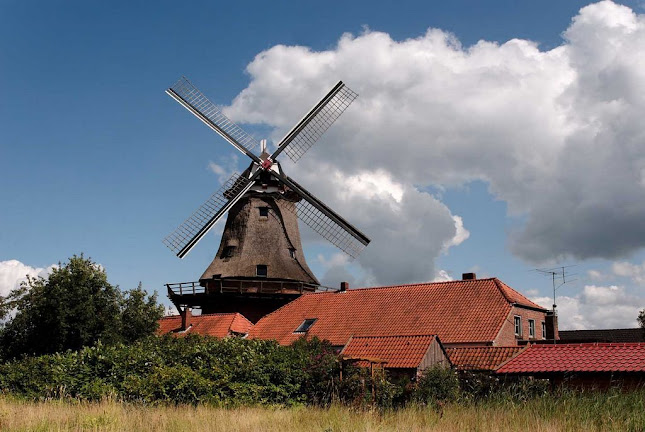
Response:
[280,199,367,259]
[280,84,358,163]
[163,172,253,258]
[169,77,259,154]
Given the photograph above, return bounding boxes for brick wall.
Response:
[494,306,549,346]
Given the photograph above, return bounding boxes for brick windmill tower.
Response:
[163,77,370,322]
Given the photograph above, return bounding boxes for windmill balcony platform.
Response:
[166,278,336,323]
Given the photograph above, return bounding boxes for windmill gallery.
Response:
[158,77,645,386]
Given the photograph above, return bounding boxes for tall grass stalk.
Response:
[0,391,642,432]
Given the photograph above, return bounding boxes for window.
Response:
[222,246,235,258]
[542,321,546,339]
[514,316,522,337]
[259,207,269,217]
[294,318,317,333]
[256,264,267,277]
[289,248,296,259]
[529,319,535,338]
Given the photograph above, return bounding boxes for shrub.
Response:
[413,366,459,404]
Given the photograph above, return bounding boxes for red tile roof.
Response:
[342,335,439,369]
[249,278,545,346]
[496,343,645,374]
[447,346,524,371]
[157,313,253,338]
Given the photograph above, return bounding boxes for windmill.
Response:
[163,77,370,322]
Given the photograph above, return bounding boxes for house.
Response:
[341,335,450,377]
[157,310,252,338]
[447,346,524,372]
[496,343,645,390]
[248,274,552,349]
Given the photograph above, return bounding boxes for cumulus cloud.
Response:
[0,260,57,297]
[222,0,645,273]
[297,167,466,285]
[532,284,645,329]
[612,260,645,285]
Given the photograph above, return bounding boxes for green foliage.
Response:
[0,255,164,360]
[413,366,460,404]
[0,335,341,406]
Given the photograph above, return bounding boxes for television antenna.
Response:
[534,265,577,313]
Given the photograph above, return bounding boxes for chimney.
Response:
[180,306,192,331]
[545,310,559,342]
[339,281,349,292]
[462,272,477,280]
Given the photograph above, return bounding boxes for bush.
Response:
[413,366,459,404]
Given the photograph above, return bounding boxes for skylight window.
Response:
[294,318,317,333]
[256,264,267,277]
[259,207,269,217]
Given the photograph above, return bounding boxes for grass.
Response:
[0,392,643,432]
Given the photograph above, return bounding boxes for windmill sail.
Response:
[271,81,358,163]
[163,171,256,258]
[167,77,261,162]
[276,174,370,259]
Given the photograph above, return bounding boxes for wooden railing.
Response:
[166,279,336,296]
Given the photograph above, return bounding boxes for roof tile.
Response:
[497,343,645,374]
[250,278,545,346]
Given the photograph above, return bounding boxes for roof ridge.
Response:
[351,334,438,339]
[533,342,645,348]
[302,278,499,296]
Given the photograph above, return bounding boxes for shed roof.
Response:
[249,278,545,346]
[342,335,440,369]
[447,346,524,371]
[157,312,253,337]
[496,343,645,374]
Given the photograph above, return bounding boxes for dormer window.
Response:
[294,318,317,333]
[259,207,269,217]
[528,319,535,339]
[514,316,522,337]
[256,264,267,277]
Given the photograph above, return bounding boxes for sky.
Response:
[2,0,645,329]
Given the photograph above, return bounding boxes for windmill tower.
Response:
[163,78,370,322]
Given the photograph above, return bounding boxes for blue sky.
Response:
[2,0,645,329]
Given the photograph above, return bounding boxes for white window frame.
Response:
[528,319,535,339]
[514,315,522,337]
[542,321,546,339]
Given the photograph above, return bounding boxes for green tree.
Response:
[0,255,163,360]
[120,282,164,344]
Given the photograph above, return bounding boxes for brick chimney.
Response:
[180,306,192,331]
[545,310,559,342]
[339,281,349,292]
[462,272,477,280]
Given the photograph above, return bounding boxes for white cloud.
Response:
[532,284,645,329]
[208,154,240,184]
[612,260,645,285]
[297,168,464,285]
[0,260,56,297]
[432,269,453,282]
[222,0,645,272]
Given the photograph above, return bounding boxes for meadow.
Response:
[0,391,643,432]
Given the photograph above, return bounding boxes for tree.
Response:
[120,282,164,344]
[639,309,645,331]
[0,255,163,360]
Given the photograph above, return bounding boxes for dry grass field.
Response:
[0,393,643,432]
